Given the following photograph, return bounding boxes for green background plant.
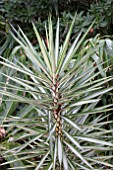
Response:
[1,0,113,41]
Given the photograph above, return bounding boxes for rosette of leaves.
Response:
[0,16,113,169]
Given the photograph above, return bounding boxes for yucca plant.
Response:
[0,16,113,169]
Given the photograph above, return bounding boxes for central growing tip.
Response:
[52,75,62,138]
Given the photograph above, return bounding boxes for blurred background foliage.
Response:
[0,0,113,60]
[0,0,113,40]
[1,0,113,58]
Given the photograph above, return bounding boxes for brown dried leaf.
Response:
[0,127,6,139]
